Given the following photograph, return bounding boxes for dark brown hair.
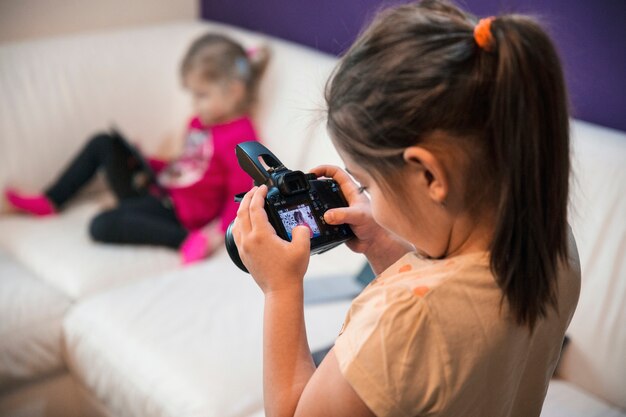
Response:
[181,33,270,111]
[325,0,570,329]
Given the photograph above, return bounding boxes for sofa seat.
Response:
[541,380,626,417]
[0,251,71,390]
[557,121,626,411]
[0,196,179,300]
[63,250,353,417]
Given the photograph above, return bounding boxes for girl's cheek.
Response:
[192,98,204,114]
[369,202,383,228]
[369,195,393,233]
[198,101,214,118]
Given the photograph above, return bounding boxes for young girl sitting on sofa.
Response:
[232,1,580,416]
[5,33,268,264]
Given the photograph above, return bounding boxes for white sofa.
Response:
[0,21,624,417]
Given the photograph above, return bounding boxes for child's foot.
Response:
[5,188,56,216]
[180,230,210,265]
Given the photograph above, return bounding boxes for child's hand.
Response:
[232,185,311,294]
[310,165,413,274]
[310,165,383,253]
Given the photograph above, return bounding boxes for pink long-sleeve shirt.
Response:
[150,116,257,232]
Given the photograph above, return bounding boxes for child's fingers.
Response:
[235,186,256,234]
[324,206,366,226]
[249,185,273,232]
[310,165,361,199]
[290,225,312,251]
[311,165,352,184]
[310,164,339,176]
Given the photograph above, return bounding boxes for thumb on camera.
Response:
[291,225,312,245]
[324,209,343,224]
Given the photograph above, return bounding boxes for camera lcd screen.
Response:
[278,203,321,240]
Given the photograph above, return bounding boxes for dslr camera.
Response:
[225,141,353,272]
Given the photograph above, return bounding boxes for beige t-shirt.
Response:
[334,242,580,417]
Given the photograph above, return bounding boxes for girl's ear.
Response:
[402,146,449,205]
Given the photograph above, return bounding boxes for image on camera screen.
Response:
[278,204,321,240]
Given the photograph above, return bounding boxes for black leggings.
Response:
[45,133,188,249]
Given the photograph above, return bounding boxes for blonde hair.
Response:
[181,32,270,111]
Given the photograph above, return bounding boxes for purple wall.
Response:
[202,0,626,132]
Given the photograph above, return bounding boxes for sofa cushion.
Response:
[0,251,71,390]
[540,380,626,417]
[558,121,626,410]
[63,250,353,417]
[0,197,179,299]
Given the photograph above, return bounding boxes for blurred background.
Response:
[2,0,624,132]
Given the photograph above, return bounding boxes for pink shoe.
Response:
[5,188,56,216]
[180,230,210,265]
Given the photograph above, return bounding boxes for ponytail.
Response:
[487,16,570,329]
[245,44,271,106]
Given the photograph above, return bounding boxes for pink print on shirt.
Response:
[158,129,214,188]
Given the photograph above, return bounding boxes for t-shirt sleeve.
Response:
[333,285,448,417]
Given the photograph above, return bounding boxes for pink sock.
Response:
[180,230,209,265]
[5,188,56,216]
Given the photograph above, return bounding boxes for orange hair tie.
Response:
[474,17,495,52]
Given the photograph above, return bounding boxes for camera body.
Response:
[225,141,353,272]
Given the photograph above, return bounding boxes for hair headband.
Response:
[235,47,261,80]
[474,17,496,52]
[235,56,251,80]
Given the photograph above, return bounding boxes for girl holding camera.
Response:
[232,1,580,416]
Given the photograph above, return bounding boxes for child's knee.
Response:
[89,211,116,242]
[87,132,116,153]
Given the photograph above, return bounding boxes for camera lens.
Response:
[225,221,249,273]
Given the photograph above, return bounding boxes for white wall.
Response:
[0,0,198,43]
